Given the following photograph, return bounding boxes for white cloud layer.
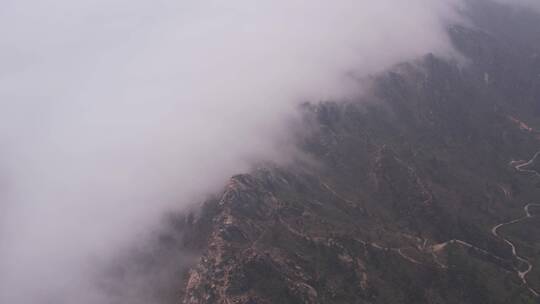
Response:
[1,0,521,303]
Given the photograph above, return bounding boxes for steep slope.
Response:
[179,2,540,304]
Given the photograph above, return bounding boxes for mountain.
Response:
[168,1,540,303]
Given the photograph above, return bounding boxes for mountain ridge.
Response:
[175,2,540,303]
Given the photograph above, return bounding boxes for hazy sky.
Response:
[0,0,532,303]
[494,0,540,12]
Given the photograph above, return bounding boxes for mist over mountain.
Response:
[1,0,540,303]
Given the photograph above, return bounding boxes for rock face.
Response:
[180,2,540,304]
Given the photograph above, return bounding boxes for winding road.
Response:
[512,151,540,177]
[320,150,540,297]
[492,152,540,296]
[411,151,540,297]
[491,203,540,296]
